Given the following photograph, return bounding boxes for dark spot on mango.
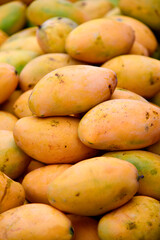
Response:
[49,57,55,61]
[126,222,137,230]
[149,77,155,85]
[55,73,64,83]
[38,25,42,29]
[150,169,157,175]
[150,123,154,127]
[147,222,152,226]
[28,83,34,88]
[65,145,67,148]
[154,9,160,17]
[146,112,149,119]
[153,111,158,115]
[69,227,74,236]
[145,125,149,131]
[51,198,56,203]
[51,120,59,127]
[108,84,113,95]
[88,141,93,145]
[75,192,80,197]
[99,207,103,210]
[57,17,62,20]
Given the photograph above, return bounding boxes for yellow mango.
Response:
[119,0,160,31]
[0,111,17,131]
[129,41,149,56]
[111,87,147,102]
[102,55,160,98]
[26,0,87,25]
[74,0,113,21]
[19,53,83,91]
[37,17,78,53]
[22,164,71,204]
[65,18,135,63]
[0,204,74,240]
[0,1,26,35]
[0,63,19,104]
[48,156,139,216]
[98,196,160,240]
[78,99,160,150]
[104,150,160,200]
[0,36,43,54]
[13,90,32,118]
[1,90,22,115]
[0,171,25,213]
[6,27,37,42]
[107,15,158,55]
[0,50,39,74]
[29,65,117,116]
[0,130,30,179]
[13,116,98,164]
[147,140,160,155]
[67,214,100,240]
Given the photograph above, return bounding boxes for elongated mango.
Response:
[29,65,117,116]
[78,99,160,150]
[48,156,139,216]
[104,150,160,200]
[13,116,98,164]
[102,55,160,98]
[0,1,26,35]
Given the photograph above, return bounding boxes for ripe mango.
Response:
[0,111,17,131]
[1,90,22,115]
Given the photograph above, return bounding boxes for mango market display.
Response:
[0,0,160,239]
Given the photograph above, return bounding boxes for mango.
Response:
[13,90,32,118]
[6,26,37,42]
[0,203,74,240]
[107,15,158,55]
[0,171,25,213]
[26,0,87,25]
[13,116,98,164]
[74,0,113,21]
[1,90,22,115]
[78,99,160,150]
[0,111,17,131]
[48,156,139,216]
[119,0,160,31]
[129,41,149,56]
[98,196,160,240]
[65,18,135,63]
[29,65,117,116]
[147,140,160,155]
[0,36,43,54]
[0,1,26,35]
[22,164,71,204]
[0,130,30,179]
[111,87,147,102]
[104,150,160,200]
[0,50,39,74]
[0,63,19,104]
[19,53,83,91]
[67,214,100,240]
[102,55,160,98]
[37,17,78,53]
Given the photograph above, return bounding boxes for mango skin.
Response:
[147,140,160,155]
[0,171,25,213]
[104,150,160,200]
[111,87,147,102]
[37,17,78,53]
[6,26,37,42]
[78,99,160,150]
[102,55,160,98]
[98,196,160,240]
[0,111,17,131]
[0,50,39,74]
[48,156,139,216]
[0,63,19,104]
[22,164,71,204]
[13,116,98,164]
[29,65,117,116]
[74,0,113,21]
[108,15,158,55]
[13,90,32,118]
[1,90,22,115]
[0,1,26,35]
[19,53,83,91]
[65,18,135,63]
[0,130,30,179]
[119,0,160,31]
[67,214,100,240]
[27,0,87,25]
[0,203,74,240]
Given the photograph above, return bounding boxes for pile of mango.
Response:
[0,0,160,239]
